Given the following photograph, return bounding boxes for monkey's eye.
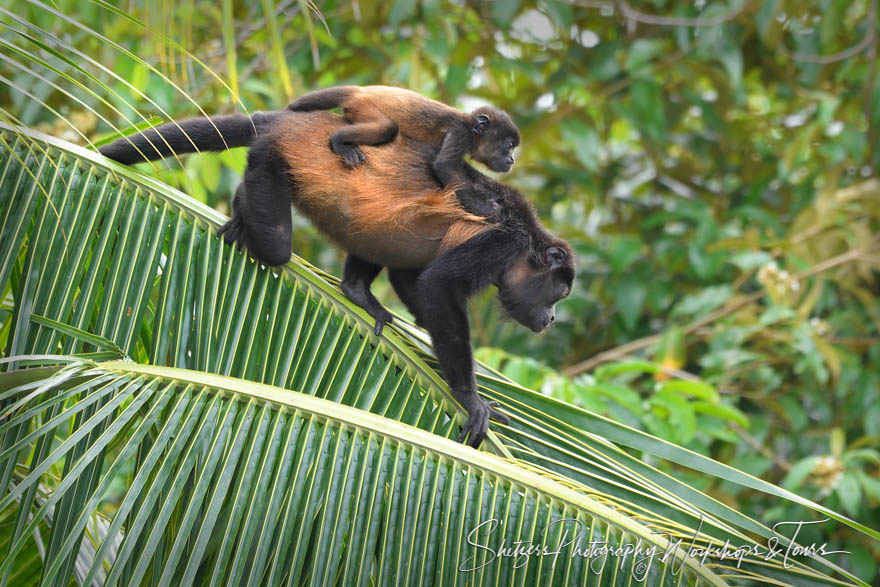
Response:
[547,247,566,265]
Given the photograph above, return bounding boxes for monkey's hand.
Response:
[454,187,502,222]
[454,389,510,448]
[483,198,503,222]
[332,142,366,168]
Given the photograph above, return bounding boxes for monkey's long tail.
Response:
[98,112,279,165]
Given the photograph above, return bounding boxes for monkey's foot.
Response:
[456,396,509,448]
[218,215,244,250]
[370,308,393,336]
[341,282,394,336]
[335,144,366,168]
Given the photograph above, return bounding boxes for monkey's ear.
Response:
[473,114,490,135]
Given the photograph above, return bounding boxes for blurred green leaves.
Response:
[561,119,599,171]
[628,78,667,143]
[2,0,879,582]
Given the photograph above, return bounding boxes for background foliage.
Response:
[1,0,878,582]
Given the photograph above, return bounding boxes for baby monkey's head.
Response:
[469,106,520,173]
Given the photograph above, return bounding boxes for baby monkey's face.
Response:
[473,132,519,173]
[470,106,521,174]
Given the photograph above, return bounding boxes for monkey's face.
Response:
[473,135,519,173]
[497,245,574,333]
[471,107,520,173]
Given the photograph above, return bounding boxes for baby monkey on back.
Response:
[287,85,520,217]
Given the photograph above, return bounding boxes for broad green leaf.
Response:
[692,401,749,428]
[492,0,521,27]
[388,0,417,27]
[629,79,667,143]
[560,119,599,172]
[658,380,719,402]
[615,274,646,331]
[837,474,862,518]
[783,456,823,491]
[624,39,664,72]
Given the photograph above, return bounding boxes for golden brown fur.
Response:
[270,111,488,268]
[339,85,461,144]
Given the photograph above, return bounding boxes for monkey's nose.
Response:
[506,156,515,166]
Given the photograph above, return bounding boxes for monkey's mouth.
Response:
[497,293,553,333]
[488,158,515,173]
[532,318,554,333]
[514,314,552,333]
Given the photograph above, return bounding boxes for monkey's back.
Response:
[267,110,487,268]
[346,86,463,145]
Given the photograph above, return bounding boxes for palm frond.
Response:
[1,360,725,586]
[0,125,870,585]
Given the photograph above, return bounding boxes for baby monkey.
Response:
[287,85,520,218]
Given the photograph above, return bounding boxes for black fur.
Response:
[431,121,496,216]
[341,255,393,335]
[286,86,356,112]
[337,148,573,447]
[433,107,520,220]
[388,268,425,326]
[99,112,281,165]
[218,141,293,266]
[101,109,573,448]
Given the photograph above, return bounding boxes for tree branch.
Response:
[730,423,791,472]
[570,0,748,27]
[866,23,878,167]
[616,0,747,27]
[779,0,876,64]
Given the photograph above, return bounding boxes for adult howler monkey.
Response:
[99,110,574,448]
[287,86,520,218]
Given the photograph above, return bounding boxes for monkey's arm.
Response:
[415,228,524,448]
[432,125,499,218]
[431,124,471,186]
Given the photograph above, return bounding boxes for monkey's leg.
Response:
[388,268,426,327]
[226,145,293,266]
[329,104,399,168]
[286,86,355,111]
[417,229,524,448]
[342,255,394,336]
[432,125,500,219]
